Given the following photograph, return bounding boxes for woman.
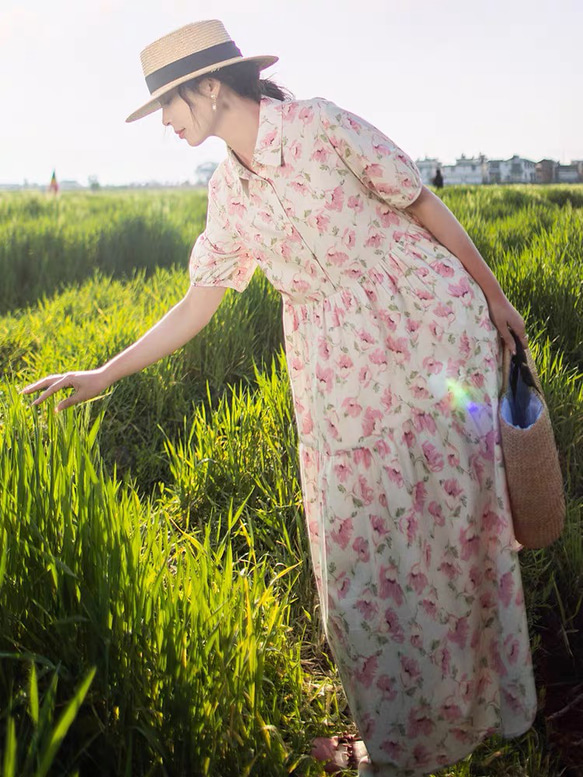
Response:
[21,19,538,776]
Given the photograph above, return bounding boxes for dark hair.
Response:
[176,59,294,104]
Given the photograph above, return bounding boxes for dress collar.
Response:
[226,95,284,180]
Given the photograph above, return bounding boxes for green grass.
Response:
[0,185,581,775]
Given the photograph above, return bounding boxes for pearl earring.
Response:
[211,94,217,111]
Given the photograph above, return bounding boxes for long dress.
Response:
[188,94,538,776]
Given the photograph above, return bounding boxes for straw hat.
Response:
[126,19,279,123]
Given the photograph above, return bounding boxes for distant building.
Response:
[441,154,488,185]
[556,164,580,183]
[535,159,557,184]
[487,155,536,184]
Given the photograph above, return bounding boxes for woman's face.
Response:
[160,88,210,146]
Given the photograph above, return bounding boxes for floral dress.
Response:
[188,95,538,776]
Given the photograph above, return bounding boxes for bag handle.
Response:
[500,329,543,399]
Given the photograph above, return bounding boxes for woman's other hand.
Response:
[486,294,528,354]
[19,368,112,412]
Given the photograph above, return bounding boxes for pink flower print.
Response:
[369,348,388,368]
[365,231,384,248]
[431,260,454,278]
[480,590,497,609]
[411,376,430,400]
[379,309,401,330]
[400,655,422,687]
[502,687,525,715]
[370,514,389,545]
[407,705,435,738]
[459,525,480,560]
[380,387,394,412]
[401,420,416,448]
[385,335,410,364]
[444,478,463,500]
[380,739,403,761]
[357,328,376,348]
[291,277,310,293]
[376,206,400,228]
[355,591,378,620]
[422,355,443,374]
[313,212,331,233]
[399,511,419,545]
[428,500,445,526]
[325,185,344,212]
[448,276,474,306]
[438,559,462,581]
[301,410,314,435]
[289,180,308,194]
[422,539,432,568]
[439,697,463,722]
[504,634,521,665]
[363,161,384,179]
[470,369,485,389]
[260,127,277,150]
[446,357,465,378]
[482,507,505,533]
[354,654,378,689]
[434,301,455,319]
[452,727,474,745]
[228,199,247,218]
[429,320,444,341]
[421,598,438,620]
[383,464,404,488]
[479,429,496,462]
[299,105,315,124]
[353,536,370,562]
[489,637,508,676]
[331,518,353,550]
[362,406,384,436]
[336,572,351,599]
[311,144,332,163]
[337,353,354,375]
[318,337,331,361]
[468,565,483,590]
[341,227,356,248]
[353,447,373,468]
[499,570,515,607]
[431,644,451,675]
[373,439,391,457]
[422,441,445,472]
[382,607,405,643]
[333,460,353,483]
[356,475,375,505]
[413,743,434,767]
[447,615,469,649]
[316,363,334,394]
[413,482,426,512]
[347,194,364,212]
[408,564,428,595]
[359,365,372,387]
[459,332,471,357]
[412,408,437,434]
[342,397,363,418]
[415,288,433,306]
[360,713,376,740]
[326,249,349,267]
[446,442,460,467]
[325,415,339,439]
[379,564,404,605]
[376,674,398,701]
[469,452,485,487]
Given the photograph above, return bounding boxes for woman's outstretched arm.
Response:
[19,283,227,412]
[404,186,527,352]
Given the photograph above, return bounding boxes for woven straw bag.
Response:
[497,332,565,548]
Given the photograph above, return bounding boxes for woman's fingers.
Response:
[23,375,73,407]
[19,375,64,395]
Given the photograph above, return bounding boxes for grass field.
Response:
[0,185,581,776]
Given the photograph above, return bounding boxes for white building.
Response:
[487,155,536,184]
[415,157,442,186]
[441,154,488,185]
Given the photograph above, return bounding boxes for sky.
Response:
[1,0,581,186]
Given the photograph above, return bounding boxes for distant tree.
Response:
[194,162,218,186]
[88,175,100,192]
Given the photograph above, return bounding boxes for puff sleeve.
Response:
[189,167,258,293]
[317,98,423,209]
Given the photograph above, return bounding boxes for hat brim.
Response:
[125,54,279,123]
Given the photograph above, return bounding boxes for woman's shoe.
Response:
[311,734,368,773]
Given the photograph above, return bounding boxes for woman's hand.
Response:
[485,294,528,354]
[19,368,112,412]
